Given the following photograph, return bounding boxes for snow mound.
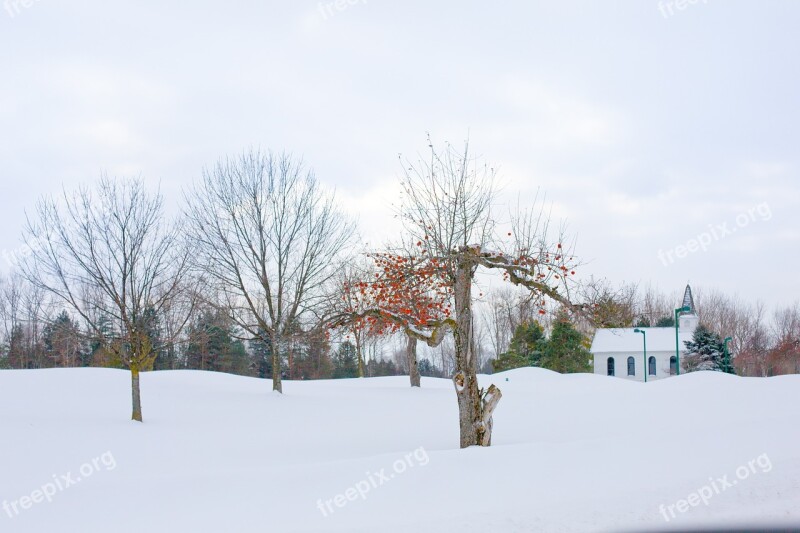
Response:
[1,368,799,533]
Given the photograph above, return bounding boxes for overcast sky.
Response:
[1,1,798,308]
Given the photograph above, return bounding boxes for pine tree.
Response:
[140,306,174,371]
[250,330,274,379]
[333,341,359,378]
[184,309,255,375]
[492,321,546,372]
[365,358,402,377]
[539,313,592,373]
[89,314,123,368]
[220,340,251,376]
[683,324,733,373]
[418,358,443,377]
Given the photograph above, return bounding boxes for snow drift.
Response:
[1,368,799,532]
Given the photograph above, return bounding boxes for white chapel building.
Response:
[590,285,699,381]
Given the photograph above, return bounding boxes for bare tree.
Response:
[772,302,800,342]
[766,302,800,375]
[362,333,388,377]
[0,273,26,367]
[481,286,540,359]
[185,150,355,393]
[737,300,769,376]
[0,270,55,368]
[638,284,678,326]
[22,177,193,421]
[338,258,380,378]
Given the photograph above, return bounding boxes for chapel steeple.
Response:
[678,284,699,333]
[680,284,696,315]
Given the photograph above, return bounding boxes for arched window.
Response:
[607,357,615,376]
[649,356,656,376]
[627,356,635,376]
[669,356,677,375]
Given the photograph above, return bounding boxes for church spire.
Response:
[681,284,696,314]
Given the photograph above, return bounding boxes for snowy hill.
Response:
[1,368,799,532]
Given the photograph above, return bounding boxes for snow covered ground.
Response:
[1,368,799,532]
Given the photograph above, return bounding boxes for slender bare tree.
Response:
[772,302,800,342]
[481,286,540,359]
[637,284,678,326]
[337,258,378,378]
[22,177,193,421]
[0,272,29,367]
[185,150,355,393]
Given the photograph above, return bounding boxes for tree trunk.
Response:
[355,333,365,378]
[453,250,501,447]
[131,365,143,422]
[287,343,294,380]
[406,334,420,387]
[272,339,282,392]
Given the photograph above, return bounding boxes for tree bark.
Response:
[355,333,365,378]
[272,337,282,392]
[479,384,502,446]
[406,334,420,387]
[287,342,294,380]
[453,254,479,447]
[453,250,501,447]
[131,365,143,422]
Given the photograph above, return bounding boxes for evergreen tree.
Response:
[634,316,651,328]
[139,306,174,371]
[333,341,359,378]
[250,330,274,379]
[89,314,122,368]
[220,340,251,376]
[683,324,733,373]
[185,310,221,371]
[492,321,546,372]
[185,309,249,374]
[539,314,592,373]
[366,357,401,377]
[418,358,443,378]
